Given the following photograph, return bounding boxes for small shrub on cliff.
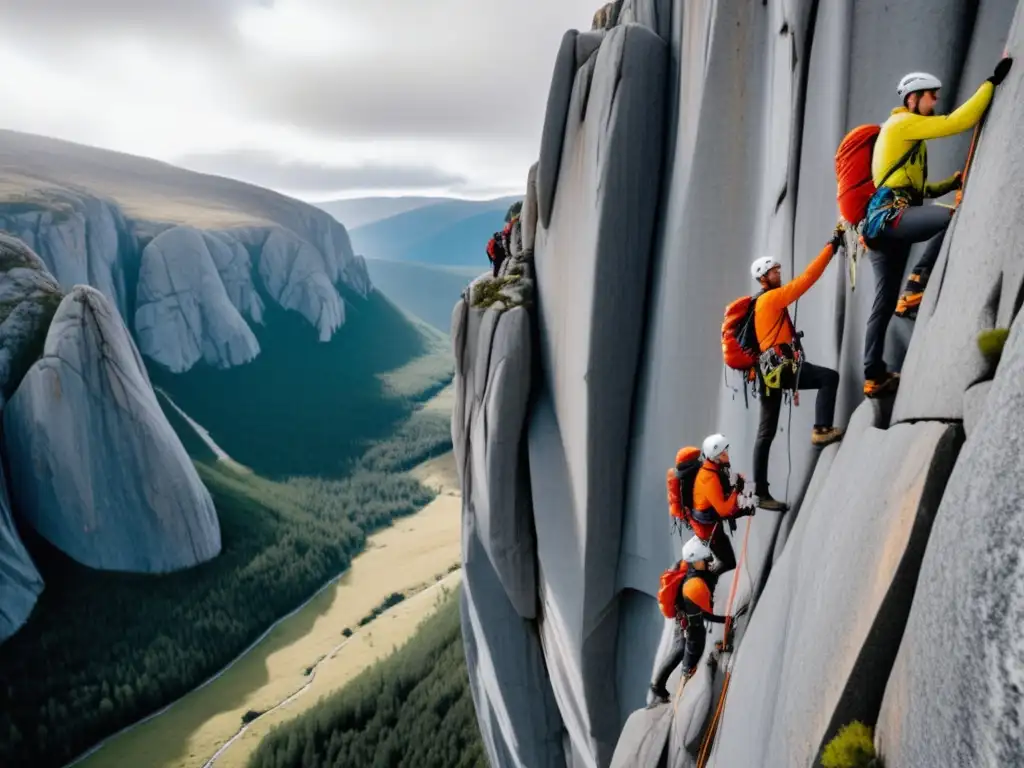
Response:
[821,721,884,768]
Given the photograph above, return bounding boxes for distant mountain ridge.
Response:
[344,195,521,267]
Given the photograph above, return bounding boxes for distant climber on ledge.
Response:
[860,56,1013,398]
[750,230,846,512]
[649,536,747,705]
[486,231,506,277]
[689,433,756,577]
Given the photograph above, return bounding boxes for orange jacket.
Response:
[754,244,834,350]
[691,461,739,539]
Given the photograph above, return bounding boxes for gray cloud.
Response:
[0,0,598,193]
[0,0,269,43]
[175,149,469,194]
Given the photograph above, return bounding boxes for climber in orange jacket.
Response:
[690,433,756,578]
[750,229,845,511]
[649,536,748,705]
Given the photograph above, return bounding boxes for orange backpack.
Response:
[667,446,702,531]
[658,562,689,619]
[721,295,760,373]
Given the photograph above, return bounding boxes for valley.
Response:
[74,443,462,768]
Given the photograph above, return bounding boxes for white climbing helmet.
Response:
[897,72,942,101]
[681,536,713,564]
[702,433,729,463]
[751,256,780,281]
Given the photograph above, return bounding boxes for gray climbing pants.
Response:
[864,204,953,379]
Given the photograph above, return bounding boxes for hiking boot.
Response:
[863,372,900,399]
[757,493,788,512]
[811,426,844,447]
[895,272,927,319]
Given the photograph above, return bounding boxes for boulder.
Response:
[135,226,260,372]
[258,228,345,341]
[708,408,960,767]
[875,319,1024,767]
[3,285,221,572]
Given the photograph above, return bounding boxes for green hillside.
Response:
[365,257,480,333]
[0,393,453,768]
[247,586,485,768]
[148,287,453,479]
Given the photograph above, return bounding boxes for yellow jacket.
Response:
[872,81,994,199]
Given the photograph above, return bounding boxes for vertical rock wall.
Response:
[457,0,1024,765]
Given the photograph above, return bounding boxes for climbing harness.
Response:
[695,517,752,767]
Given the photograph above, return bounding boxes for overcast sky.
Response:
[0,0,597,201]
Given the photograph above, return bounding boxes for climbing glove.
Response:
[988,56,1013,86]
[829,223,846,251]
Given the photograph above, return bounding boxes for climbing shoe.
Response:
[811,426,843,447]
[648,683,670,706]
[895,271,927,319]
[863,372,900,398]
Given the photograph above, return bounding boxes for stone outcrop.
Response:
[0,232,62,408]
[3,285,221,572]
[455,1,1024,766]
[0,194,131,320]
[0,233,54,641]
[135,226,260,372]
[258,228,345,342]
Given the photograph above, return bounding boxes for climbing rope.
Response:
[954,121,982,208]
[695,516,752,767]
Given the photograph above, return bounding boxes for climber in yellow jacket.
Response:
[860,57,1013,398]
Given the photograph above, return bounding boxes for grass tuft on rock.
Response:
[977,327,1009,366]
[821,721,883,768]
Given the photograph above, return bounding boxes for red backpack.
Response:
[836,124,922,225]
[658,562,689,620]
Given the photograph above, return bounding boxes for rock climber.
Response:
[750,231,845,511]
[690,433,756,577]
[648,536,748,705]
[486,231,506,278]
[861,56,1013,398]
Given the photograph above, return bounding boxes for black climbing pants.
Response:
[652,619,706,692]
[863,204,952,380]
[708,524,736,577]
[753,361,838,494]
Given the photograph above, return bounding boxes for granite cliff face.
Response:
[454,1,1024,766]
[0,129,372,376]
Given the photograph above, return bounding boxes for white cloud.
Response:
[0,0,598,200]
